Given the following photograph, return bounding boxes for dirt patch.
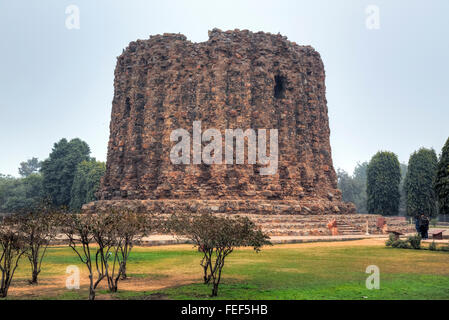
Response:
[5,266,199,299]
[267,238,388,249]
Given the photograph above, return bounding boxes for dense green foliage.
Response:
[0,138,100,213]
[338,161,408,214]
[40,138,91,207]
[69,160,106,211]
[385,234,422,250]
[408,234,422,249]
[404,148,438,217]
[367,151,401,216]
[435,137,449,215]
[337,169,358,203]
[0,174,44,213]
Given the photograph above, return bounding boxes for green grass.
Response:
[150,244,449,300]
[3,240,449,300]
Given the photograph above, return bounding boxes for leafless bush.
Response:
[0,217,27,298]
[90,212,119,293]
[105,211,160,291]
[114,211,154,281]
[61,210,157,298]
[60,213,100,300]
[18,211,57,284]
[168,213,271,296]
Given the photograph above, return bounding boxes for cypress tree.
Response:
[367,151,401,216]
[435,137,449,215]
[404,148,438,217]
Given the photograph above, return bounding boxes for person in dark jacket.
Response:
[419,214,429,239]
[415,215,421,234]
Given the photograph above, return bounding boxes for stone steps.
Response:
[335,221,364,235]
[153,213,414,237]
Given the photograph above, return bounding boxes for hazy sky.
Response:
[1,0,448,177]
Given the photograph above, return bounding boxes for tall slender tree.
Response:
[404,148,438,217]
[367,151,401,216]
[435,137,449,215]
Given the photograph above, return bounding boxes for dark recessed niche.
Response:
[125,97,131,117]
[274,75,286,99]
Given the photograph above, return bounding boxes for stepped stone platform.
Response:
[83,199,356,216]
[82,200,414,237]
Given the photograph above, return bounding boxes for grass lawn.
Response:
[2,239,449,300]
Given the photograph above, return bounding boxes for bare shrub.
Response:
[97,211,154,292]
[168,213,271,296]
[0,217,27,298]
[60,213,100,300]
[61,211,157,298]
[114,211,158,281]
[18,211,57,284]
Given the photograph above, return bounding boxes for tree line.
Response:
[0,138,105,213]
[338,137,449,217]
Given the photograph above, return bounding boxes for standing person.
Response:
[423,216,430,239]
[419,214,429,239]
[415,215,421,234]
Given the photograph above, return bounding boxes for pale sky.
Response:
[1,0,448,177]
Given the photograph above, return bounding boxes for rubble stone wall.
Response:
[96,28,354,214]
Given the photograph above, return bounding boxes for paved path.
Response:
[56,230,449,247]
[139,233,405,246]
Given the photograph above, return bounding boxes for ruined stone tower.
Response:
[88,29,356,216]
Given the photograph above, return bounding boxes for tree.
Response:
[0,174,45,213]
[353,162,368,184]
[18,157,42,177]
[114,211,153,280]
[0,175,19,212]
[0,217,27,297]
[404,148,438,217]
[61,211,150,299]
[90,212,119,293]
[61,213,99,300]
[337,162,368,213]
[100,211,155,292]
[69,160,106,211]
[41,138,91,207]
[367,151,401,216]
[169,213,271,296]
[353,162,369,213]
[337,169,358,204]
[18,210,57,284]
[435,137,449,215]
